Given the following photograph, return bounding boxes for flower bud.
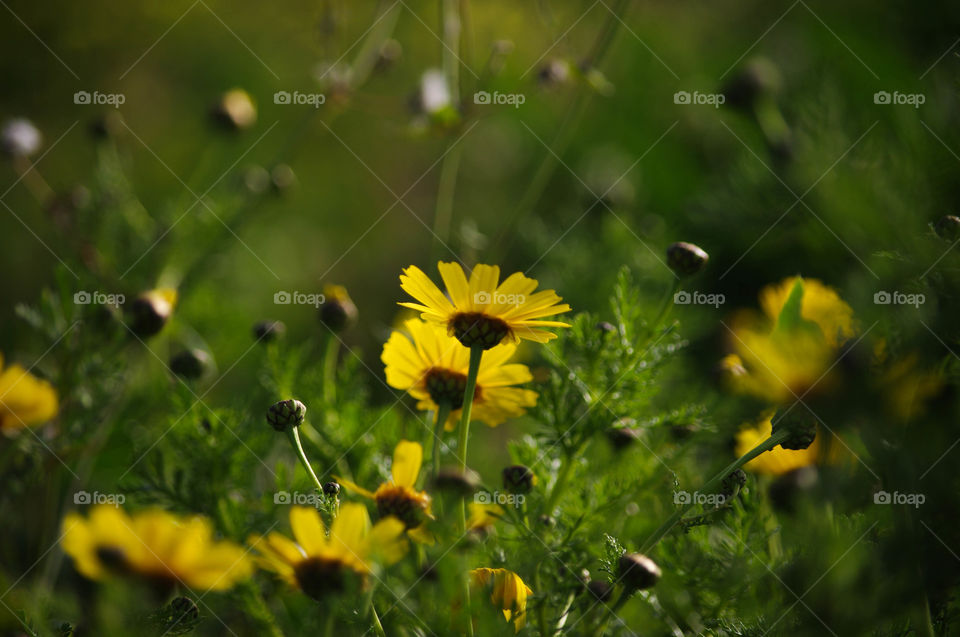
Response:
[212,88,256,130]
[433,467,481,497]
[771,408,816,450]
[587,579,613,602]
[502,465,536,494]
[266,399,306,431]
[128,288,177,337]
[169,349,211,379]
[617,553,661,591]
[666,242,709,277]
[319,285,357,333]
[606,418,640,449]
[934,215,960,241]
[323,481,341,497]
[721,57,782,110]
[253,319,286,343]
[537,59,571,86]
[2,118,42,158]
[721,469,747,498]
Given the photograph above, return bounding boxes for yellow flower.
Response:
[248,504,407,601]
[382,318,538,429]
[399,262,571,349]
[337,441,434,543]
[735,413,847,476]
[470,567,533,632]
[0,354,58,431]
[61,505,251,591]
[730,277,855,402]
[467,502,504,532]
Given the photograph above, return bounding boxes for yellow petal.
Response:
[438,262,472,310]
[289,506,327,556]
[391,440,423,488]
[329,503,371,560]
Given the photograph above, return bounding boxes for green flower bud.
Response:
[323,481,341,497]
[502,465,536,494]
[169,349,211,380]
[128,288,177,338]
[587,579,613,602]
[319,285,357,333]
[267,399,306,431]
[606,418,641,449]
[721,57,782,110]
[432,467,481,497]
[934,215,960,241]
[721,468,747,498]
[253,319,286,343]
[666,242,709,277]
[618,553,661,591]
[771,408,817,450]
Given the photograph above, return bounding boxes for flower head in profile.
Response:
[248,504,407,601]
[729,277,855,402]
[735,412,848,475]
[61,505,251,592]
[382,318,538,429]
[338,441,434,543]
[470,567,533,632]
[399,262,571,349]
[0,354,58,431]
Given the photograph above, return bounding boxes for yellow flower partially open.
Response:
[471,567,533,632]
[248,504,407,601]
[382,318,538,429]
[338,441,434,543]
[399,262,571,349]
[61,505,251,591]
[0,354,58,431]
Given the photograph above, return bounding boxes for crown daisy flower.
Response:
[337,441,435,544]
[248,504,407,601]
[470,567,533,632]
[0,354,58,431]
[61,505,251,593]
[382,319,538,430]
[399,262,571,349]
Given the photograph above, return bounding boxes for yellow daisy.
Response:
[0,354,58,431]
[758,276,856,347]
[399,262,571,349]
[248,504,407,601]
[61,505,251,592]
[337,441,434,543]
[382,318,538,429]
[735,413,847,475]
[470,567,533,632]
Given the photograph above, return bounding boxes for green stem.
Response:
[544,441,584,513]
[430,143,463,263]
[322,331,339,414]
[591,588,631,637]
[370,603,387,637]
[431,402,453,482]
[457,346,484,472]
[287,427,325,494]
[641,428,791,552]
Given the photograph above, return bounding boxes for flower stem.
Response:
[322,330,340,415]
[431,401,453,482]
[457,346,484,471]
[641,428,792,552]
[287,427,325,495]
[545,439,588,513]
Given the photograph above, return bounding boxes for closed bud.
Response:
[253,319,286,343]
[771,408,816,450]
[128,288,177,337]
[169,349,211,380]
[934,215,960,241]
[721,469,747,498]
[502,465,536,494]
[212,88,256,131]
[666,242,709,277]
[319,285,357,332]
[606,418,640,449]
[587,579,613,602]
[721,57,782,110]
[618,553,661,591]
[323,481,340,497]
[267,399,306,431]
[433,467,481,497]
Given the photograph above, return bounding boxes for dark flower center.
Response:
[376,486,430,530]
[294,557,349,600]
[449,312,511,350]
[425,368,481,409]
[95,546,130,573]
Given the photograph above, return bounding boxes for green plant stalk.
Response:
[456,345,483,637]
[287,426,325,494]
[430,143,463,263]
[648,279,681,337]
[544,438,589,513]
[641,428,792,552]
[591,587,631,637]
[431,401,453,481]
[322,331,340,414]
